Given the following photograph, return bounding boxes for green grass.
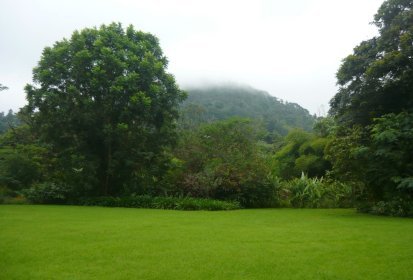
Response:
[1,206,413,279]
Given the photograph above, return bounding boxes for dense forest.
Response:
[180,85,315,137]
[0,0,412,216]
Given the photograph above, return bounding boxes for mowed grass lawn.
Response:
[1,206,413,280]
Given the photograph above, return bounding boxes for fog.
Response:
[0,0,383,114]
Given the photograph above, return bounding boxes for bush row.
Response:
[7,176,355,210]
[359,199,413,217]
[77,195,241,211]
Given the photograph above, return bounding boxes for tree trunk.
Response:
[103,143,112,196]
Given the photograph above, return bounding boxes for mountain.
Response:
[179,85,315,136]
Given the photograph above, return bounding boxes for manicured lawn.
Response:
[1,205,412,279]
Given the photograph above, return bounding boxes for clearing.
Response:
[1,205,412,279]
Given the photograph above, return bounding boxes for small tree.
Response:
[271,129,331,180]
[173,118,275,207]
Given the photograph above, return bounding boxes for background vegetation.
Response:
[1,0,412,216]
[180,85,315,138]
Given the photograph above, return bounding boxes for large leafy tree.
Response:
[330,0,413,125]
[328,0,413,203]
[23,23,185,196]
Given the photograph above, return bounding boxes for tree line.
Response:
[1,0,412,215]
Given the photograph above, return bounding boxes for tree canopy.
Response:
[328,0,413,204]
[180,85,315,138]
[22,23,186,196]
[330,0,413,125]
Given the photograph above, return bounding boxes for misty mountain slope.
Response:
[179,85,315,135]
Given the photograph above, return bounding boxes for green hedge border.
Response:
[78,195,241,211]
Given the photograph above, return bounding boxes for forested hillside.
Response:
[180,85,315,136]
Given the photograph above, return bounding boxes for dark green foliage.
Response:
[23,182,70,204]
[237,180,279,208]
[272,129,331,180]
[327,0,413,216]
[313,116,336,137]
[0,138,49,193]
[25,189,242,211]
[0,186,10,203]
[0,125,54,196]
[325,126,368,183]
[0,192,28,204]
[0,153,41,191]
[330,0,413,125]
[172,118,274,207]
[78,196,241,211]
[22,23,185,196]
[0,110,20,134]
[364,199,413,217]
[327,112,413,204]
[180,85,315,138]
[370,112,413,196]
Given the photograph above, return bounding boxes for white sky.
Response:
[0,0,383,114]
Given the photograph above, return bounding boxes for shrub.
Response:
[1,195,28,204]
[151,196,181,209]
[0,186,29,204]
[0,152,42,191]
[0,186,10,203]
[78,195,240,211]
[278,174,353,208]
[174,197,240,211]
[172,118,272,205]
[321,180,354,208]
[368,199,413,217]
[23,182,70,204]
[238,178,279,208]
[277,174,323,208]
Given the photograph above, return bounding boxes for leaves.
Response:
[272,129,331,179]
[21,23,185,196]
[330,0,413,125]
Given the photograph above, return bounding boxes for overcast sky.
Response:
[0,0,384,114]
